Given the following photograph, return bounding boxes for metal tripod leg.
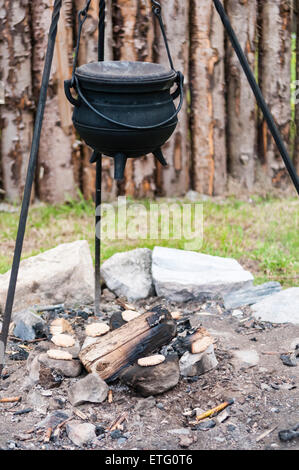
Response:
[0,0,63,377]
[94,157,102,316]
[94,0,106,315]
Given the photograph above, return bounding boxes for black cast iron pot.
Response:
[65,61,184,180]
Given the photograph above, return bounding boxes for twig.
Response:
[116,299,136,311]
[8,336,46,344]
[44,428,52,443]
[36,304,64,312]
[0,396,22,404]
[108,390,113,404]
[194,399,235,422]
[108,411,128,432]
[73,409,88,420]
[256,426,278,443]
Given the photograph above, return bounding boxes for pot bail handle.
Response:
[70,1,176,85]
[151,1,175,72]
[71,71,184,131]
[71,0,92,88]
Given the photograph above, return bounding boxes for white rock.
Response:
[0,241,94,313]
[47,350,73,361]
[138,355,166,367]
[251,288,299,325]
[66,422,96,447]
[122,310,141,322]
[85,323,110,337]
[101,248,155,301]
[179,344,218,377]
[152,247,254,302]
[51,334,75,348]
[68,373,109,406]
[232,349,259,368]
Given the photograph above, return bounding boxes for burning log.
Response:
[79,309,177,381]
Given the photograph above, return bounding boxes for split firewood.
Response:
[0,396,22,404]
[79,309,177,381]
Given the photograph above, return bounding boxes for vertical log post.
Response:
[75,0,116,202]
[0,0,34,202]
[32,0,76,204]
[155,0,191,197]
[258,0,292,188]
[190,0,227,196]
[226,0,257,192]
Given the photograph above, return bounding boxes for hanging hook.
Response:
[151,0,162,16]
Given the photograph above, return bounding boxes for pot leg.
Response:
[114,153,128,180]
[90,150,99,164]
[153,148,168,167]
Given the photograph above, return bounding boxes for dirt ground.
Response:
[0,295,298,451]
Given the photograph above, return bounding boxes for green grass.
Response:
[0,195,298,288]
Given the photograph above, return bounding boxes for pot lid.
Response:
[75,61,177,85]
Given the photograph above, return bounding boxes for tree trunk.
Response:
[258,0,292,188]
[190,0,227,196]
[155,0,191,196]
[226,0,257,191]
[32,0,76,204]
[294,0,299,174]
[75,0,117,202]
[0,0,34,202]
[112,0,156,198]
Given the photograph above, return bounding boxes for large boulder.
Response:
[0,240,94,313]
[101,248,155,301]
[251,288,299,325]
[152,247,254,302]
